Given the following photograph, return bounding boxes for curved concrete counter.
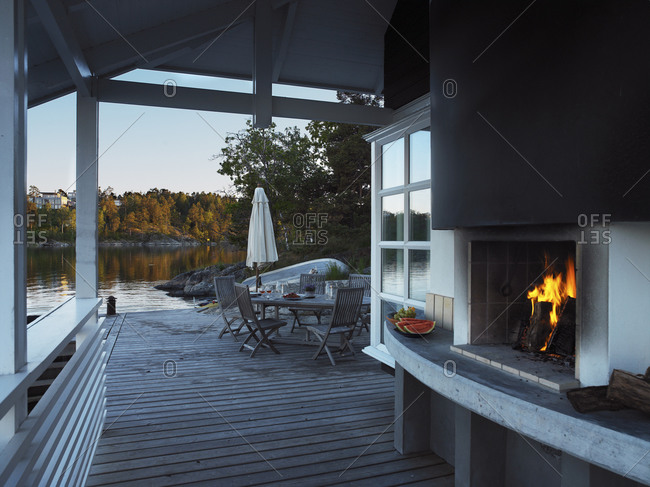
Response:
[384,324,650,485]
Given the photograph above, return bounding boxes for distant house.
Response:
[31,190,69,209]
[67,190,76,208]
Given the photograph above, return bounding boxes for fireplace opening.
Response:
[458,241,580,390]
[514,254,576,358]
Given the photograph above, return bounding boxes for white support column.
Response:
[0,0,28,447]
[561,453,590,487]
[75,94,99,347]
[394,365,431,454]
[454,405,507,487]
[75,95,99,301]
[253,0,272,128]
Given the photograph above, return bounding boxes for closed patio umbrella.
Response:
[246,185,278,291]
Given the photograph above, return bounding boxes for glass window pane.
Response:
[409,250,430,301]
[409,130,430,183]
[381,138,404,189]
[382,194,404,241]
[381,248,404,296]
[409,189,430,241]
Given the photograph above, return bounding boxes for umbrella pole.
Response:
[255,263,260,292]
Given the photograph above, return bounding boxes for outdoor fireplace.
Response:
[445,223,650,392]
[449,231,586,391]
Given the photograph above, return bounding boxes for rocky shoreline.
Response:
[154,258,361,299]
[155,262,247,297]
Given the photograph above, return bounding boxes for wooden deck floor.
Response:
[86,309,454,486]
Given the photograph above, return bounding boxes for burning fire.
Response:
[527,256,576,351]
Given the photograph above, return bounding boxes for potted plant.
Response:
[304,284,316,297]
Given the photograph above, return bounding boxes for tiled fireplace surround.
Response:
[446,223,650,389]
[468,240,575,346]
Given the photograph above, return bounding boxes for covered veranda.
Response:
[0,0,422,484]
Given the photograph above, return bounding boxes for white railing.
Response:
[0,297,107,487]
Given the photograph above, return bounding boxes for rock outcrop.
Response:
[155,262,247,297]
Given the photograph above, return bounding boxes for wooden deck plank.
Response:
[91,423,398,469]
[85,309,453,486]
[93,416,394,460]
[101,389,394,424]
[101,384,394,417]
[98,395,393,435]
[97,408,393,447]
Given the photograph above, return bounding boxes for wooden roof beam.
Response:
[31,0,92,97]
[96,79,393,126]
[272,1,297,83]
[85,0,255,77]
[253,0,273,128]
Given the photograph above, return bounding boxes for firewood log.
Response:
[566,386,626,413]
[607,369,650,415]
[525,301,554,351]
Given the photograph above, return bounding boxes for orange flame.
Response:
[527,256,576,351]
[565,256,576,299]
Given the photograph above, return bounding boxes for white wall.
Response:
[608,223,650,375]
[429,230,455,297]
[577,241,610,386]
[453,229,470,345]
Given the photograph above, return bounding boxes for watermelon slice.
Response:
[395,321,410,333]
[398,320,435,334]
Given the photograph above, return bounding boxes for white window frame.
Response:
[364,95,431,364]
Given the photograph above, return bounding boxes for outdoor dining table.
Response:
[250,293,371,345]
[250,293,371,319]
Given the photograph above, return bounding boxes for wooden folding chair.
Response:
[234,283,287,357]
[348,274,371,335]
[214,276,247,341]
[306,287,364,366]
[289,273,326,333]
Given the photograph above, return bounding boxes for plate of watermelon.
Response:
[393,318,436,338]
[386,307,435,338]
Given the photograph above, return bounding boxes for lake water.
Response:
[27,246,246,315]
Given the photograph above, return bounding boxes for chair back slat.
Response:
[214,276,238,313]
[348,274,371,297]
[299,273,326,294]
[330,287,364,329]
[234,283,258,323]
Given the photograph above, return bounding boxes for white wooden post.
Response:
[0,0,28,448]
[75,94,99,345]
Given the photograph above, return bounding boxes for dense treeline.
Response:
[27,188,233,243]
[102,188,232,242]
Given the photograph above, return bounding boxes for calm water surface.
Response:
[27,246,246,315]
